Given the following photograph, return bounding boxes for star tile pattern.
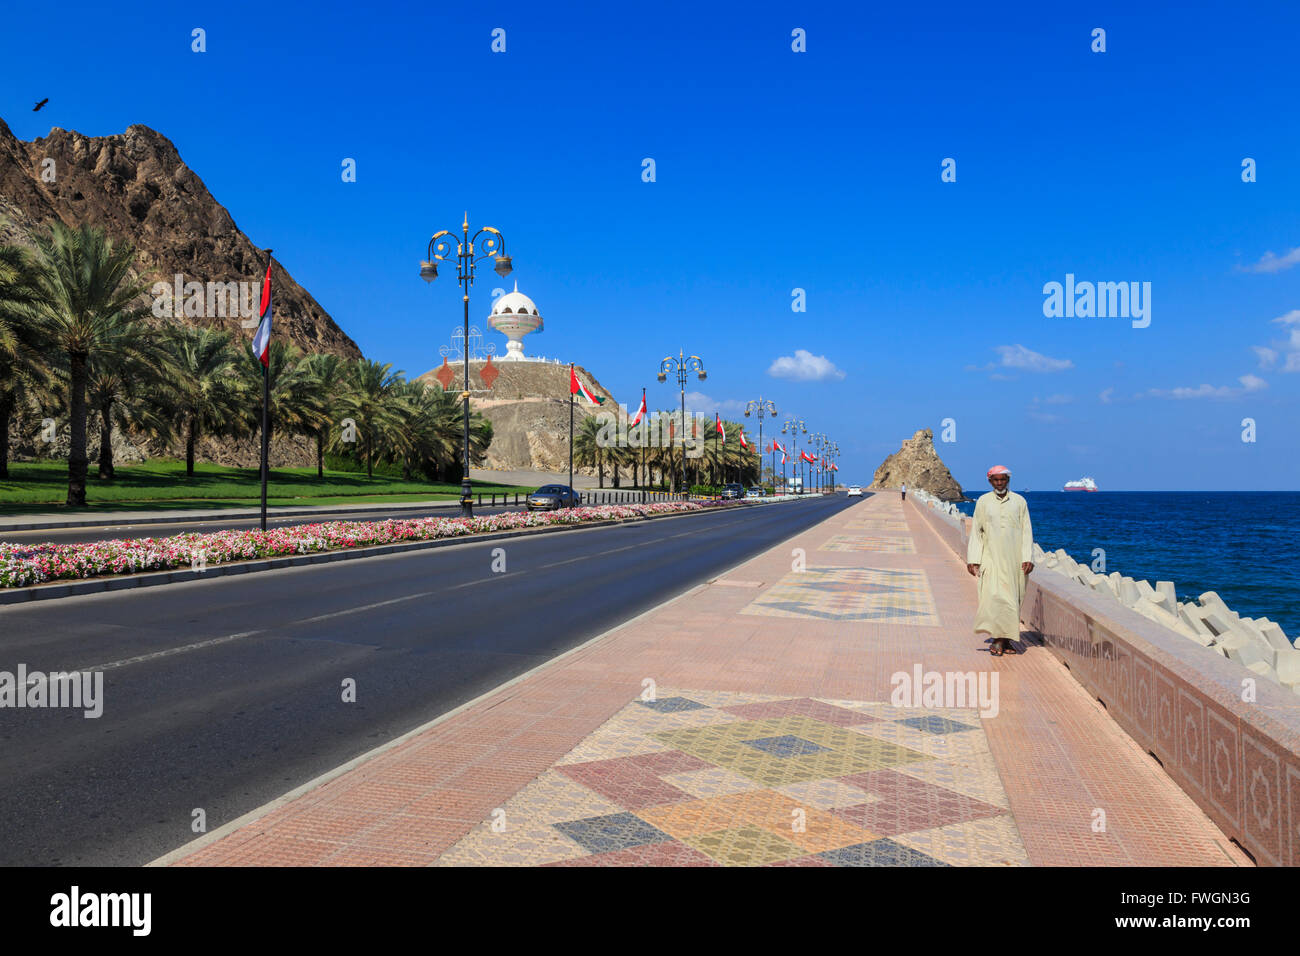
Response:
[435,689,1028,866]
[739,566,940,625]
[820,534,916,553]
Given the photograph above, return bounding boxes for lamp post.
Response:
[829,441,840,491]
[420,213,512,517]
[744,398,777,492]
[781,417,806,494]
[810,433,827,493]
[658,349,706,500]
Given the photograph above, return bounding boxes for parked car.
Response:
[747,487,764,498]
[526,484,581,510]
[720,483,746,500]
[847,486,863,497]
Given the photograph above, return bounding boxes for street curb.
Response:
[0,498,811,606]
[148,492,839,867]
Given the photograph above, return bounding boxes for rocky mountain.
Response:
[416,360,619,475]
[0,117,360,359]
[869,428,967,501]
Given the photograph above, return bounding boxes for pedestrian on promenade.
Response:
[966,465,1033,657]
[901,482,907,501]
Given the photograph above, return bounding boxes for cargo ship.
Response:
[1063,476,1099,492]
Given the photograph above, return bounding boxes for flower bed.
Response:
[0,500,719,589]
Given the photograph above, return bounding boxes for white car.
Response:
[847,486,863,497]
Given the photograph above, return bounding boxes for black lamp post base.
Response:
[460,478,473,518]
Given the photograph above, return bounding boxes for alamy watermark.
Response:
[890,664,999,718]
[151,274,263,327]
[0,664,103,718]
[594,406,708,458]
[1042,273,1150,328]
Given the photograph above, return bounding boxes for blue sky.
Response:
[3,0,1298,490]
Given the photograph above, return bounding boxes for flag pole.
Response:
[260,249,272,532]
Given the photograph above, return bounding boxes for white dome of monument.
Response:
[491,285,541,317]
[488,282,544,360]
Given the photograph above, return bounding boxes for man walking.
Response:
[966,465,1033,656]
[901,482,907,502]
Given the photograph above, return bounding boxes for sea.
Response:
[953,491,1300,640]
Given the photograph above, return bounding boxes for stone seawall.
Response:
[906,487,1300,866]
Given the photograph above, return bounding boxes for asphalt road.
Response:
[0,493,857,866]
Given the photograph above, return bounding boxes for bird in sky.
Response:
[33,98,48,112]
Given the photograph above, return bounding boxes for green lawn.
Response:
[0,460,535,514]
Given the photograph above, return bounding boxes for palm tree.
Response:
[153,325,242,476]
[336,358,404,478]
[234,341,322,467]
[573,413,605,487]
[86,338,167,479]
[300,352,346,479]
[26,222,150,505]
[0,242,50,479]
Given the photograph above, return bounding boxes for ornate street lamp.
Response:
[810,432,827,493]
[744,398,777,490]
[421,213,511,517]
[781,416,806,494]
[658,349,706,500]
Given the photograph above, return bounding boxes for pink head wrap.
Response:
[986,465,1011,478]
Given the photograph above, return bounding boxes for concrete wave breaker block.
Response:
[1156,581,1177,607]
[1226,640,1276,670]
[1255,619,1295,652]
[1117,577,1142,605]
[1274,648,1300,688]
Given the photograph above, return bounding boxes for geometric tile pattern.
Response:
[435,689,1028,866]
[739,566,941,625]
[820,534,916,553]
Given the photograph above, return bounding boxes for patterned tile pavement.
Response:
[171,492,1252,868]
[739,566,940,625]
[820,533,917,553]
[435,690,1027,866]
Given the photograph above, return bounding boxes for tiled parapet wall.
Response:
[1024,572,1300,867]
[907,491,1300,866]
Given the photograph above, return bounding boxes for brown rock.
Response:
[0,117,360,360]
[869,428,967,501]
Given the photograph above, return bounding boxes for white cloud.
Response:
[1043,393,1074,404]
[1249,309,1300,372]
[683,391,748,415]
[1139,375,1267,400]
[970,344,1073,376]
[1253,346,1278,369]
[1099,387,1115,404]
[1241,248,1300,273]
[767,350,846,382]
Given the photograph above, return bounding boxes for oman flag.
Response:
[800,450,816,463]
[251,258,273,366]
[738,428,749,449]
[569,365,605,405]
[715,413,725,441]
[630,390,646,427]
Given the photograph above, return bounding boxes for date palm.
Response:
[234,340,322,465]
[300,352,347,479]
[336,358,404,478]
[26,222,150,505]
[0,242,51,479]
[153,325,242,476]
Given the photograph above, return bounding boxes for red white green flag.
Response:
[569,365,605,405]
[630,389,646,427]
[715,413,725,442]
[738,428,749,449]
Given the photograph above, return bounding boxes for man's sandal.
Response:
[990,640,1006,657]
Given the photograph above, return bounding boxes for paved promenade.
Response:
[166,493,1249,866]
